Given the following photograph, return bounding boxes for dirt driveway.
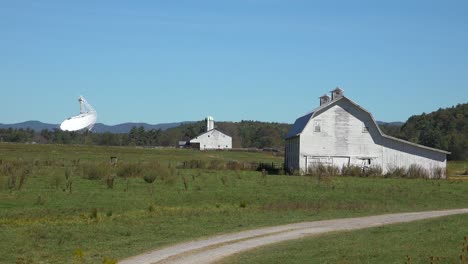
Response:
[120,208,468,264]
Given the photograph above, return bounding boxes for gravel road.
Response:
[120,208,468,264]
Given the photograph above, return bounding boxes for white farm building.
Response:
[285,88,450,178]
[190,116,232,150]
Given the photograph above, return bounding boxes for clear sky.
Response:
[1,0,467,125]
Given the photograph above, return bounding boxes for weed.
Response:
[73,248,85,263]
[117,163,143,178]
[406,164,429,179]
[35,195,45,205]
[89,208,99,220]
[182,176,189,191]
[363,166,383,177]
[15,256,33,264]
[63,167,73,193]
[385,166,406,178]
[51,173,63,190]
[143,172,157,195]
[106,210,113,217]
[431,167,445,179]
[18,166,31,190]
[209,160,225,170]
[106,175,115,189]
[239,200,247,208]
[83,163,110,180]
[102,256,117,264]
[220,175,229,187]
[341,165,362,177]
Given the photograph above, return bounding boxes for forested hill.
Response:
[381,103,467,160]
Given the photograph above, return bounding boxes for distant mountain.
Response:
[376,121,404,126]
[0,121,58,131]
[0,121,189,133]
[1,120,400,134]
[92,122,191,133]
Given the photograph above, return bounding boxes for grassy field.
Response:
[0,143,467,263]
[220,214,468,264]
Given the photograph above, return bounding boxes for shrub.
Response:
[209,160,225,170]
[226,160,243,170]
[182,176,188,191]
[341,165,362,177]
[35,195,45,205]
[50,174,63,190]
[363,166,383,177]
[83,163,110,180]
[431,167,445,179]
[143,174,157,184]
[106,176,115,189]
[406,164,429,179]
[89,208,99,220]
[179,160,207,169]
[307,164,340,177]
[385,166,406,178]
[239,200,247,208]
[220,175,229,187]
[116,163,143,178]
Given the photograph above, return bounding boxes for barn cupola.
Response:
[319,94,331,106]
[206,116,214,131]
[331,87,344,100]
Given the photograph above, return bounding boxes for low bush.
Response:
[83,163,110,180]
[117,163,143,178]
[209,160,225,170]
[385,166,406,178]
[406,164,429,179]
[362,166,383,177]
[341,165,362,177]
[307,164,340,177]
[431,167,445,179]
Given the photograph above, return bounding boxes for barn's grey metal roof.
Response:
[285,112,314,138]
[285,96,450,155]
[285,98,336,138]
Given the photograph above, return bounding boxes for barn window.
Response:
[362,122,369,133]
[314,120,321,132]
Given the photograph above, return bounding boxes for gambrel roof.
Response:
[286,96,450,154]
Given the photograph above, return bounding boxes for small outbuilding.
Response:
[189,116,232,150]
[284,88,450,178]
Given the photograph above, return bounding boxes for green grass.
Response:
[220,214,468,264]
[0,143,467,263]
[448,160,468,177]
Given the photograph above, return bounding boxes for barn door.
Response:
[332,157,350,168]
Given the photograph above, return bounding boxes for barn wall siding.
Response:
[190,130,232,150]
[285,136,300,172]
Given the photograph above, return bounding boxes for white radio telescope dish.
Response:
[60,96,97,132]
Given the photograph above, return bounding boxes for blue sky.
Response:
[1,0,467,125]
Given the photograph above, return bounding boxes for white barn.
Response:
[285,88,449,178]
[190,117,232,150]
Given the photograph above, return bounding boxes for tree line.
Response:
[0,120,291,150]
[1,103,466,159]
